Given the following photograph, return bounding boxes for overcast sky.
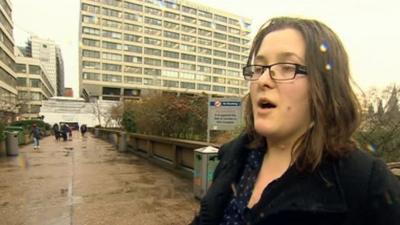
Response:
[12,0,400,97]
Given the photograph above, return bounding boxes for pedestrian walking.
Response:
[30,124,41,150]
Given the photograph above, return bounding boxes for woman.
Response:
[190,17,399,225]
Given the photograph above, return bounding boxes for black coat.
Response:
[191,134,400,225]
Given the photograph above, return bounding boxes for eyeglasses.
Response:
[242,63,308,81]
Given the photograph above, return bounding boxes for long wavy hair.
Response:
[243,17,361,171]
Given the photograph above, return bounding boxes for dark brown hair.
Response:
[244,17,361,171]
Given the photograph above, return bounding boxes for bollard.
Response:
[94,128,99,138]
[118,132,127,152]
[6,131,19,156]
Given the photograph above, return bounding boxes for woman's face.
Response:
[250,28,311,142]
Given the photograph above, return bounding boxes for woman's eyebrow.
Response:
[276,52,304,63]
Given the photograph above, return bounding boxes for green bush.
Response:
[10,120,51,132]
[121,111,136,133]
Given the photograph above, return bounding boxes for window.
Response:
[182,6,196,14]
[228,27,240,35]
[227,79,240,85]
[83,49,100,58]
[102,63,122,72]
[83,61,101,69]
[124,66,142,74]
[197,84,211,90]
[228,18,240,26]
[143,78,161,86]
[213,50,226,57]
[163,40,179,49]
[144,47,161,56]
[16,64,27,73]
[124,12,143,22]
[213,68,225,75]
[82,3,100,13]
[124,34,142,43]
[144,27,162,35]
[228,53,240,60]
[197,66,211,74]
[124,23,142,32]
[199,20,211,28]
[228,87,239,94]
[199,29,212,37]
[163,80,179,88]
[102,41,122,50]
[164,1,180,10]
[228,61,240,69]
[180,44,196,52]
[198,38,212,46]
[125,76,142,84]
[213,76,226,84]
[181,25,196,34]
[162,70,178,78]
[214,41,226,49]
[213,85,225,92]
[144,57,161,66]
[82,38,100,47]
[164,21,179,29]
[144,68,161,76]
[124,44,142,53]
[181,53,196,62]
[102,0,121,7]
[182,15,196,24]
[198,56,211,64]
[216,24,227,32]
[83,72,100,81]
[180,63,195,71]
[214,14,227,23]
[102,8,121,18]
[17,78,27,86]
[124,2,142,11]
[164,11,179,20]
[196,74,211,82]
[30,79,41,88]
[82,27,100,36]
[181,34,196,43]
[227,70,240,77]
[213,59,226,66]
[228,44,240,52]
[102,30,122,39]
[144,37,161,46]
[102,52,122,61]
[102,19,121,29]
[102,74,122,82]
[180,72,195,80]
[181,82,195,89]
[198,10,212,19]
[163,50,179,59]
[228,36,241,44]
[164,31,180,40]
[145,6,161,16]
[163,60,179,68]
[82,15,99,25]
[214,32,227,40]
[124,55,142,63]
[144,17,162,26]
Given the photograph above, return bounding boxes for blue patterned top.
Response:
[220,149,265,225]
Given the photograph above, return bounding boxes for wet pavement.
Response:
[0,133,198,225]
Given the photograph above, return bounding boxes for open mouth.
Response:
[258,99,277,109]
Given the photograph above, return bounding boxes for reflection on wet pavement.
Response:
[0,132,198,225]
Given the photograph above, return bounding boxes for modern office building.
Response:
[27,35,64,96]
[79,0,252,101]
[0,0,17,121]
[56,46,65,96]
[14,48,55,119]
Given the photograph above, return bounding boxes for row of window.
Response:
[0,29,13,53]
[82,49,243,68]
[0,9,12,36]
[83,1,249,29]
[0,47,15,71]
[16,63,55,94]
[83,72,244,94]
[0,0,12,18]
[82,68,245,85]
[18,103,42,114]
[0,66,16,89]
[82,24,250,46]
[0,87,17,105]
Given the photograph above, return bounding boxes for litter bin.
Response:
[5,126,25,145]
[6,131,19,156]
[193,146,219,199]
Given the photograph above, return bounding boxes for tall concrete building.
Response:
[15,48,55,119]
[28,35,64,96]
[79,0,252,101]
[56,46,65,96]
[0,0,17,121]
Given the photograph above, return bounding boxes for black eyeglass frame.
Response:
[242,63,308,81]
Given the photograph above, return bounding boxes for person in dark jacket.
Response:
[191,17,400,225]
[30,124,41,150]
[80,124,87,137]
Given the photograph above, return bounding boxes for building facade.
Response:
[28,35,62,96]
[79,0,252,101]
[15,48,55,119]
[0,0,17,121]
[56,46,65,96]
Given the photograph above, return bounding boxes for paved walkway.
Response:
[0,132,198,225]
